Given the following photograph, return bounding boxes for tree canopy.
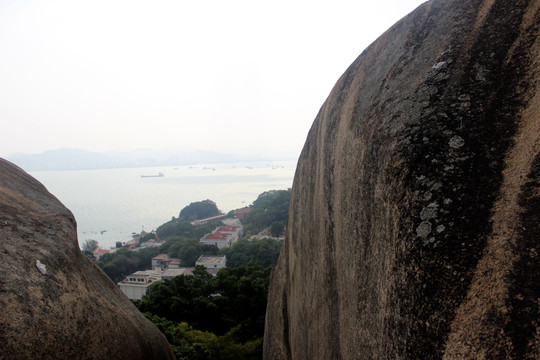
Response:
[221,237,283,268]
[179,199,221,221]
[143,314,262,360]
[94,190,289,359]
[163,237,219,266]
[156,218,219,240]
[137,264,271,353]
[81,239,98,252]
[97,247,162,283]
[242,189,291,237]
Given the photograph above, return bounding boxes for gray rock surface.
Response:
[0,159,174,359]
[264,0,540,358]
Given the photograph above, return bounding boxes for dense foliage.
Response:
[222,238,283,268]
[96,191,289,358]
[163,237,219,266]
[81,239,99,259]
[98,235,220,281]
[155,218,219,239]
[137,265,271,359]
[82,239,98,252]
[140,232,156,242]
[179,199,221,221]
[242,189,290,237]
[144,314,262,360]
[98,192,288,282]
[97,247,162,283]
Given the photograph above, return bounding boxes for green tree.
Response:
[97,247,162,283]
[156,218,219,241]
[81,239,98,252]
[242,189,291,236]
[179,200,221,221]
[178,239,204,266]
[270,221,285,237]
[140,232,156,242]
[143,314,262,360]
[156,220,194,239]
[222,238,283,268]
[161,237,218,266]
[137,265,271,342]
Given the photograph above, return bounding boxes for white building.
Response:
[195,255,226,276]
[219,225,243,243]
[117,270,161,300]
[118,255,229,299]
[140,239,164,248]
[199,225,242,249]
[151,254,181,270]
[160,268,194,280]
[196,255,226,270]
[190,214,227,226]
[200,232,232,249]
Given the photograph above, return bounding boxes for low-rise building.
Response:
[126,237,140,249]
[196,255,226,270]
[117,270,161,300]
[190,214,227,226]
[199,225,242,249]
[118,254,229,300]
[219,225,243,242]
[161,268,194,280]
[234,207,252,219]
[92,248,109,260]
[140,239,164,248]
[151,254,181,270]
[200,232,232,249]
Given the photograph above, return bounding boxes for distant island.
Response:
[6,148,296,171]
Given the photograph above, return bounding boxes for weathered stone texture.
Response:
[264,0,539,358]
[0,159,174,359]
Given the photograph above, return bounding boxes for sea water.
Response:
[30,161,296,249]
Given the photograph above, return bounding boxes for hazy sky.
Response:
[0,0,426,159]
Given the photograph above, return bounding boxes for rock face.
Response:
[264,0,539,358]
[0,159,174,359]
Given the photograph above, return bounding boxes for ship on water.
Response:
[140,172,164,178]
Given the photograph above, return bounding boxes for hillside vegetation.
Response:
[241,189,290,238]
[95,190,289,358]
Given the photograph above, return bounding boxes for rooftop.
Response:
[206,233,230,240]
[197,255,226,264]
[117,269,162,284]
[161,268,194,278]
[152,254,180,262]
[219,225,241,232]
[132,270,162,277]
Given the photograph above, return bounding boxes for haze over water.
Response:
[31,161,296,249]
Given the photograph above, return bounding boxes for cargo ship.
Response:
[140,172,164,178]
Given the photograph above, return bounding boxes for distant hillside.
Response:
[6,148,280,171]
[7,149,117,171]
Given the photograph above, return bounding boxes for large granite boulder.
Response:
[0,159,174,359]
[264,0,539,358]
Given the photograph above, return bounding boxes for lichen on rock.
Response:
[264,0,540,358]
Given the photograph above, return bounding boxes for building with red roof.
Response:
[234,207,252,219]
[92,248,109,260]
[199,224,243,249]
[151,254,182,270]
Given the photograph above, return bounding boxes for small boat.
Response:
[141,172,164,178]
